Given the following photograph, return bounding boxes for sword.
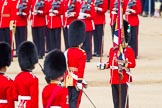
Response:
[82,90,96,108]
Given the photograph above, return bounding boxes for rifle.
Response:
[81,4,90,13]
[114,0,118,9]
[67,0,76,14]
[127,0,136,9]
[17,0,27,16]
[51,0,61,11]
[64,0,76,27]
[95,0,103,7]
[78,0,92,19]
[49,0,61,14]
[125,0,136,16]
[35,0,44,12]
[81,0,92,13]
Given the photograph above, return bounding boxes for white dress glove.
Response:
[126,8,136,15]
[97,62,105,70]
[76,83,83,91]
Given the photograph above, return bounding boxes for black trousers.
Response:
[49,28,61,51]
[143,0,155,16]
[93,24,104,55]
[32,26,45,57]
[15,26,27,54]
[68,86,80,108]
[111,84,128,108]
[128,26,138,58]
[63,27,69,50]
[0,28,11,45]
[82,31,92,61]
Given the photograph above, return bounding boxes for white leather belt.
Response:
[0,99,8,103]
[50,106,61,108]
[18,95,31,100]
[110,66,118,70]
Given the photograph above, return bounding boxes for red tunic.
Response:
[0,74,17,108]
[107,46,136,84]
[47,0,64,28]
[78,0,96,31]
[14,71,39,108]
[10,0,31,26]
[0,0,13,28]
[93,0,108,25]
[65,47,86,86]
[63,0,81,27]
[42,83,69,108]
[30,0,48,27]
[123,0,142,26]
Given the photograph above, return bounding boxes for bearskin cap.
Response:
[68,19,86,47]
[0,42,11,68]
[18,41,38,70]
[44,49,67,80]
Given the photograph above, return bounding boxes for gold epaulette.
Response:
[50,80,64,87]
[50,80,60,84]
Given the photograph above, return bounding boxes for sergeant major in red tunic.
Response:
[64,20,86,108]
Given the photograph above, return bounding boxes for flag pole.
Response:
[117,0,123,108]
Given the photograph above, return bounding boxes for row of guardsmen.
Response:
[0,20,91,108]
[0,0,141,62]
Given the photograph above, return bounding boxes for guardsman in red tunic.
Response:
[10,0,31,57]
[78,0,96,62]
[30,0,48,59]
[42,49,69,108]
[14,41,39,108]
[92,0,108,57]
[0,0,12,45]
[64,20,87,108]
[97,21,136,108]
[47,0,64,50]
[62,0,81,50]
[123,0,142,58]
[0,42,17,108]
